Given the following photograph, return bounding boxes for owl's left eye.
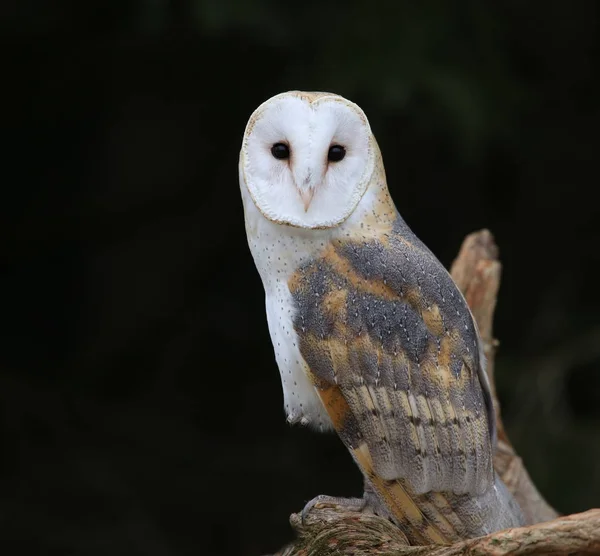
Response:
[328,145,346,162]
[271,143,290,160]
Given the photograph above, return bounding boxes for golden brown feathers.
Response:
[288,215,495,542]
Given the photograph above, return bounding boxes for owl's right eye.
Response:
[271,143,290,160]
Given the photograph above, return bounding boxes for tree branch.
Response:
[277,507,600,556]
[272,229,598,556]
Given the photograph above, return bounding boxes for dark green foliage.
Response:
[1,1,599,555]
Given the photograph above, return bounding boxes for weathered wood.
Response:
[277,507,600,555]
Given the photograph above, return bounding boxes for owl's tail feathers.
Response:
[356,444,526,544]
[426,474,525,538]
[354,443,459,544]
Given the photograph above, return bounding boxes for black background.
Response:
[2,2,600,555]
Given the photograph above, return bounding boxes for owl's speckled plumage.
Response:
[239,91,524,544]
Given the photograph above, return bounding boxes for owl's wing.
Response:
[289,230,495,501]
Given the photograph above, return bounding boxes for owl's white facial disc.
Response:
[240,91,376,229]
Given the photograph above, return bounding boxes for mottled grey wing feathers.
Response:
[290,217,495,497]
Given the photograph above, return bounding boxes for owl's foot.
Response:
[301,494,368,524]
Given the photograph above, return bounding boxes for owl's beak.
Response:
[293,165,319,212]
[298,187,315,212]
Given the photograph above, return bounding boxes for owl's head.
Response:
[239,91,377,229]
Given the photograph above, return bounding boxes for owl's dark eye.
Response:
[271,143,290,160]
[328,145,346,162]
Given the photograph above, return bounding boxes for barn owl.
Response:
[238,91,524,544]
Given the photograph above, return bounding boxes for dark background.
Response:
[2,1,600,555]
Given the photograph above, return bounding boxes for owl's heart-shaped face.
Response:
[239,91,376,229]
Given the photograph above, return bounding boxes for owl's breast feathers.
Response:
[288,216,496,544]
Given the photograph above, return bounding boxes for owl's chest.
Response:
[263,278,333,430]
[247,217,333,429]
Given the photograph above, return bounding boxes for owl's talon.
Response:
[301,494,367,525]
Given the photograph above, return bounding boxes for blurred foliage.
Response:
[3,0,526,157]
[1,1,599,555]
[192,0,526,158]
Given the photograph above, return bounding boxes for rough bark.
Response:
[272,230,600,556]
[277,507,600,556]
